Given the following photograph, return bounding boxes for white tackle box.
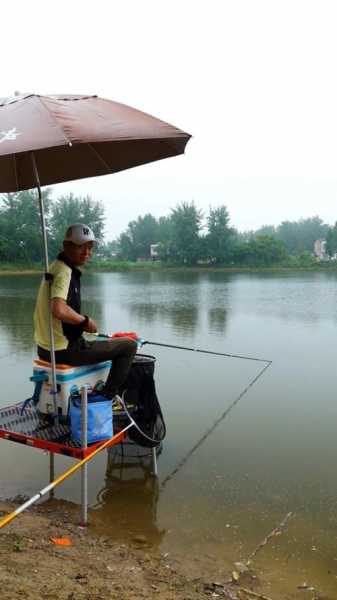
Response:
[32,358,111,417]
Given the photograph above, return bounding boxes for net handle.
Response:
[119,392,164,447]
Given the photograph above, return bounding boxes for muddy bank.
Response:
[0,500,284,600]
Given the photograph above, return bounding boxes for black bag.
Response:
[120,354,166,448]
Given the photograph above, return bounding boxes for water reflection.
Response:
[128,302,199,334]
[208,308,228,333]
[0,275,104,350]
[0,296,35,350]
[91,270,234,337]
[221,271,337,325]
[120,270,207,287]
[92,445,165,546]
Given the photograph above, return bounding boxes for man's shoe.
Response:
[94,381,106,394]
[111,395,123,411]
[95,383,118,400]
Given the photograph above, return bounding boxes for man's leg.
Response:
[63,337,137,397]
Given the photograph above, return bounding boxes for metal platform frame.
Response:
[0,386,158,524]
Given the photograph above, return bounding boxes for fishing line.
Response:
[96,358,272,491]
[160,359,272,489]
[95,333,272,479]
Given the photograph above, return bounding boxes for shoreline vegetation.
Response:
[0,259,337,276]
[1,191,337,272]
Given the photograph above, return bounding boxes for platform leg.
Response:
[151,446,158,477]
[49,452,55,498]
[80,385,88,525]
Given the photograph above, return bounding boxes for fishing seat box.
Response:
[32,359,111,417]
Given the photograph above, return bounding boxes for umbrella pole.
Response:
[31,155,59,490]
[80,385,88,525]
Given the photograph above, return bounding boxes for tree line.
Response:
[0,190,104,263]
[0,190,335,267]
[117,203,331,266]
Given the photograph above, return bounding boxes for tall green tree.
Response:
[277,216,328,254]
[205,205,235,264]
[98,239,119,259]
[234,235,288,266]
[157,215,173,243]
[254,224,277,237]
[0,189,52,262]
[129,214,159,259]
[155,216,174,261]
[49,193,105,256]
[118,231,136,261]
[166,201,203,265]
[118,214,159,260]
[326,222,337,257]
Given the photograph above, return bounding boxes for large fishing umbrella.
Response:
[0,93,191,409]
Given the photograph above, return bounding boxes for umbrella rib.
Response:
[38,97,72,147]
[87,143,112,174]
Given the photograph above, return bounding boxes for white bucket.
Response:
[32,359,111,417]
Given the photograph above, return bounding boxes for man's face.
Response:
[64,241,94,266]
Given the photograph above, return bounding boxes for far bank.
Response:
[1,259,337,276]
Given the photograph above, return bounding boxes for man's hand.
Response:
[84,317,97,333]
[51,299,98,333]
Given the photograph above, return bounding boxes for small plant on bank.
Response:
[13,536,25,552]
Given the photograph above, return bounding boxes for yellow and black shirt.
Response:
[34,253,82,351]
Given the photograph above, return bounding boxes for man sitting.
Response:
[34,223,137,398]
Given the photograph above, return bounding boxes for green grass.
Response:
[1,258,337,274]
[87,260,168,272]
[0,262,42,274]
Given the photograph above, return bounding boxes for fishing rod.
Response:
[96,333,271,365]
[0,423,133,531]
[142,340,271,364]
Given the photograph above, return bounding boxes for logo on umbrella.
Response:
[0,128,21,144]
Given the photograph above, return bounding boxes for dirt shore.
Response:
[0,500,274,600]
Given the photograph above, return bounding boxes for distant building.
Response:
[314,239,327,260]
[150,243,159,261]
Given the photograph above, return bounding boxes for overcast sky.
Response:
[3,0,337,239]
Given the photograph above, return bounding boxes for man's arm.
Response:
[51,298,97,333]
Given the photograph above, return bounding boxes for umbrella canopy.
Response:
[0,94,191,192]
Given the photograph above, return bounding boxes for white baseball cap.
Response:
[64,224,96,245]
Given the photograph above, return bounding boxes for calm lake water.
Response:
[1,270,337,598]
